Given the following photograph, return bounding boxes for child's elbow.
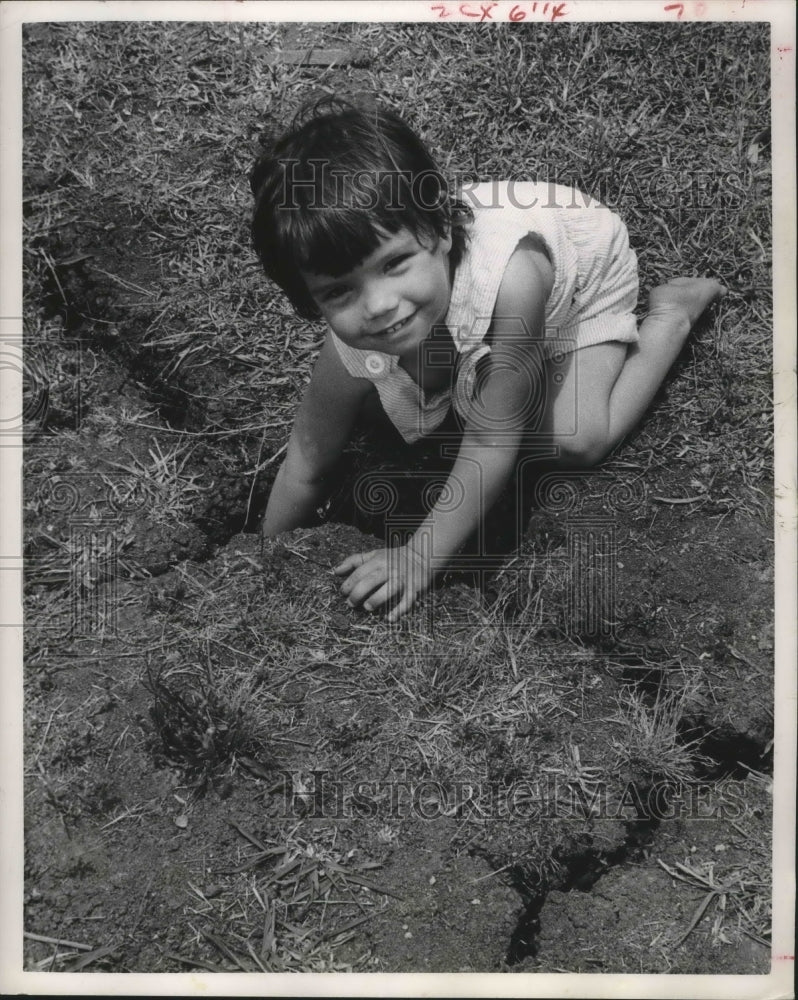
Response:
[558,430,609,469]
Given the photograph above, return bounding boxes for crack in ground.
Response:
[503,818,659,965]
[501,654,773,966]
[34,254,275,565]
[32,250,775,971]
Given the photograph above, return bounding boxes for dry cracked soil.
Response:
[20,22,775,973]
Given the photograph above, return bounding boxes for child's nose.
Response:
[362,279,398,320]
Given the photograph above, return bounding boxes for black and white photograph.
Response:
[1,0,794,994]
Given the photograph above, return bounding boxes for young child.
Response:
[251,97,724,621]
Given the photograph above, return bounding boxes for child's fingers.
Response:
[339,558,381,595]
[343,565,388,607]
[363,579,401,612]
[332,554,361,575]
[333,550,377,575]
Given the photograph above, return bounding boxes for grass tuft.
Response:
[610,687,708,785]
[143,658,269,791]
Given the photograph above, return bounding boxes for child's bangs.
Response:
[286,165,444,278]
[290,206,393,279]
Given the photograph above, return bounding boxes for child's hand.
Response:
[333,545,433,622]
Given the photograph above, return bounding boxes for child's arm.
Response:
[335,245,549,619]
[262,334,372,536]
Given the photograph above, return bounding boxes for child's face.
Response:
[301,227,453,359]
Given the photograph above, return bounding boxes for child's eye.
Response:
[321,285,349,303]
[385,254,412,272]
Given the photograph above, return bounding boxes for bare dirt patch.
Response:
[20,19,775,976]
[24,518,773,972]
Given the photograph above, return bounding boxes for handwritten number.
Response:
[664,2,684,16]
[432,0,567,21]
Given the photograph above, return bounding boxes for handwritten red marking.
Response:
[773,954,794,960]
[508,1,567,20]
[459,2,496,18]
[431,0,568,21]
[664,2,684,16]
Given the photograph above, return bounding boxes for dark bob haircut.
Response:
[250,96,472,320]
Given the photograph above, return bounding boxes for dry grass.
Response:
[658,854,771,950]
[22,21,771,507]
[21,19,773,973]
[609,686,709,785]
[171,822,386,973]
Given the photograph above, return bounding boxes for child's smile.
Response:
[301,228,453,361]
